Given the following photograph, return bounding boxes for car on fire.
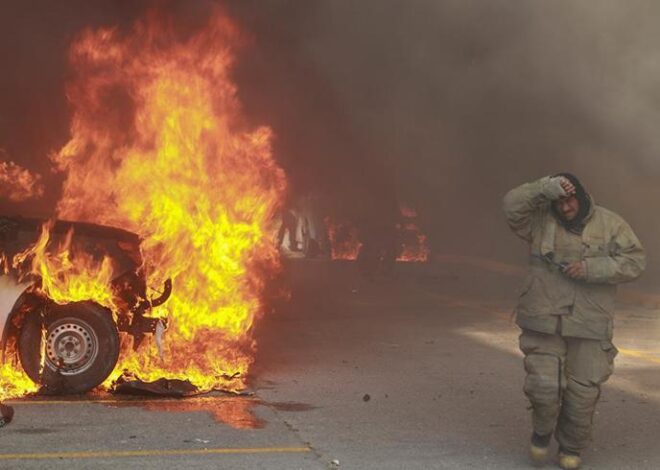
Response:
[0,216,171,394]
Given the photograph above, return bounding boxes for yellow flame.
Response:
[0,362,39,401]
[13,222,116,308]
[46,10,285,391]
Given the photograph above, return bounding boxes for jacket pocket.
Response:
[583,236,609,257]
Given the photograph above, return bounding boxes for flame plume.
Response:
[45,10,285,392]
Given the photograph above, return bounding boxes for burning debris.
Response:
[396,205,431,263]
[325,218,362,261]
[0,8,285,400]
[324,204,430,263]
[113,374,198,398]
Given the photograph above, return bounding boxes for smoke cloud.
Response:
[229,0,660,281]
[1,0,660,279]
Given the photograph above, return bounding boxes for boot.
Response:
[558,449,581,470]
[530,432,552,464]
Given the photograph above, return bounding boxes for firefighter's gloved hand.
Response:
[541,176,569,200]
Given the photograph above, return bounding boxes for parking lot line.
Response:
[0,447,312,460]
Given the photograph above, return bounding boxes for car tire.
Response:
[18,301,119,394]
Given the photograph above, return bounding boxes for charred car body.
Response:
[0,216,171,394]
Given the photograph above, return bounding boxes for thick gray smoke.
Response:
[1,1,660,279]
[229,0,660,280]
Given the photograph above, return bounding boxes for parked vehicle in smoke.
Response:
[0,216,171,394]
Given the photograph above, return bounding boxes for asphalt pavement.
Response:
[2,258,660,469]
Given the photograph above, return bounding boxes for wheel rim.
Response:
[45,317,99,376]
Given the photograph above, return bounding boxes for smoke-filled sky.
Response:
[2,0,660,279]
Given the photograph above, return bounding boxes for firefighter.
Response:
[502,174,645,469]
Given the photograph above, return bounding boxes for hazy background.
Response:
[2,0,660,282]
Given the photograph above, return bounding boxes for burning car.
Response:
[0,216,171,394]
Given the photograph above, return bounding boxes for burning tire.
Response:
[18,302,119,394]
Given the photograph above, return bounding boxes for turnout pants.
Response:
[519,329,617,453]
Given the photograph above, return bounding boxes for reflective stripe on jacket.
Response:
[503,177,646,340]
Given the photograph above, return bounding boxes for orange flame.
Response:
[31,9,286,392]
[325,217,362,260]
[12,222,117,308]
[0,296,40,401]
[0,150,44,202]
[397,229,430,262]
[397,204,430,263]
[325,205,430,263]
[0,362,39,401]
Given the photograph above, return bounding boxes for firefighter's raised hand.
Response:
[558,177,576,197]
[545,176,576,200]
[563,261,586,280]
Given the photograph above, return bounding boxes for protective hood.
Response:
[551,172,592,234]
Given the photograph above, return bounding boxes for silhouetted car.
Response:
[0,216,171,394]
